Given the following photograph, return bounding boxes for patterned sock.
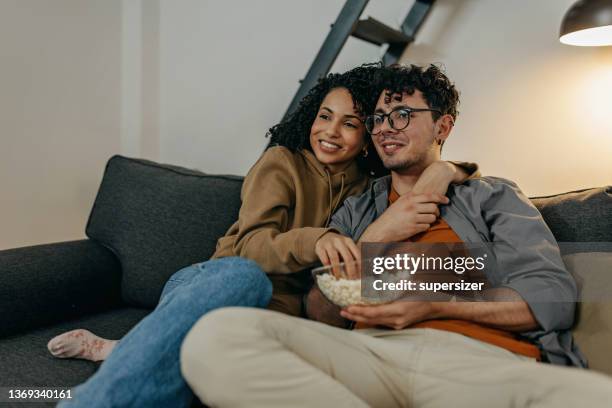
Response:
[47,329,118,362]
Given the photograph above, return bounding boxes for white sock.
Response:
[47,329,118,362]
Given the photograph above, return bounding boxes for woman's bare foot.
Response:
[47,329,118,362]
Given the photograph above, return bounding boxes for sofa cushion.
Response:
[0,307,150,389]
[564,252,612,377]
[86,156,243,308]
[530,186,612,243]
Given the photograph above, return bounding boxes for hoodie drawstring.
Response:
[324,169,346,227]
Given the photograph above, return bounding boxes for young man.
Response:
[180,64,612,407]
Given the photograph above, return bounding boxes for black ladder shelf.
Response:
[283,0,435,120]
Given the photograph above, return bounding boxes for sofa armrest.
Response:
[0,239,123,338]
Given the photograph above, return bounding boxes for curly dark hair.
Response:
[374,63,460,122]
[266,63,387,177]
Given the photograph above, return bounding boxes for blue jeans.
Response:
[58,257,272,408]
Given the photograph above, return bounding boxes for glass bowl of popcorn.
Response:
[312,261,392,308]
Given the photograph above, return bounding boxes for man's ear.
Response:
[435,114,454,144]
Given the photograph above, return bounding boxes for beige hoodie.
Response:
[212,146,369,314]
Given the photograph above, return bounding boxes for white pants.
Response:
[181,308,612,408]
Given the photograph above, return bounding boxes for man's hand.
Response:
[341,290,540,332]
[340,301,437,330]
[413,161,469,195]
[358,192,448,243]
[305,286,351,329]
[315,232,360,278]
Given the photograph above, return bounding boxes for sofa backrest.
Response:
[86,155,243,307]
[86,156,612,314]
[531,186,612,244]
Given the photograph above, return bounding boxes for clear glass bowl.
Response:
[312,261,389,308]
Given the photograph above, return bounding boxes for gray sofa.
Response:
[1,155,611,406]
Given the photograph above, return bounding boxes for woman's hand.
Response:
[412,161,469,196]
[315,232,361,278]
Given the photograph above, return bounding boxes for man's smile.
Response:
[379,139,408,155]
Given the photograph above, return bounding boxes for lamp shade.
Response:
[560,0,612,46]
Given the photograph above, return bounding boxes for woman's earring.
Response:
[362,147,369,157]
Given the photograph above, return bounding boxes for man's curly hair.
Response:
[266,62,387,177]
[374,64,459,122]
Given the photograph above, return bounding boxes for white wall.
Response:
[403,0,612,196]
[1,0,611,250]
[157,0,410,176]
[0,0,122,250]
[156,0,611,191]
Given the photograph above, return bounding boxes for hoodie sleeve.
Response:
[449,161,481,179]
[231,147,331,274]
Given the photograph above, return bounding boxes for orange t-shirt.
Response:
[355,187,540,361]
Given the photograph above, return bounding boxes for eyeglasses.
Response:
[365,106,442,135]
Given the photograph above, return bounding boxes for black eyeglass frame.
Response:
[365,106,443,135]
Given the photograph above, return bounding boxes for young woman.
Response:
[53,63,474,408]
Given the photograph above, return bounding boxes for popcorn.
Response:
[315,273,387,307]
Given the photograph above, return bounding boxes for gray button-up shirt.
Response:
[329,175,585,367]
